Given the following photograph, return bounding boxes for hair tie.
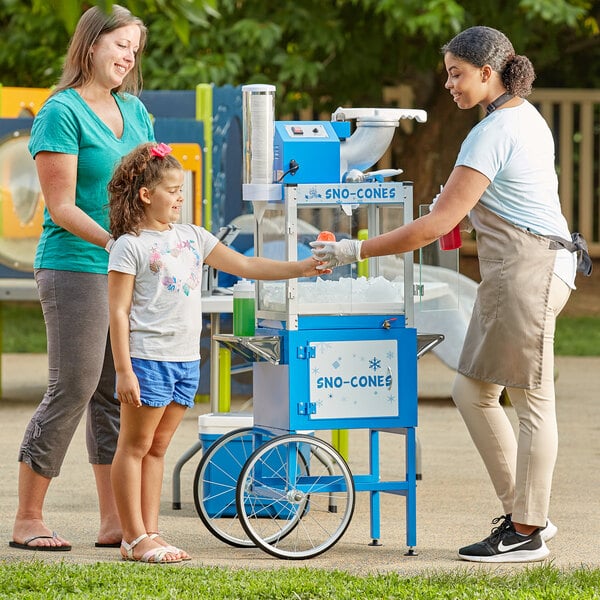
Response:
[150,143,172,158]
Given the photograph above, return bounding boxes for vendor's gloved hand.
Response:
[309,239,363,270]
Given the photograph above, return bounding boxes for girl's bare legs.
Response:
[111,403,179,561]
[141,402,190,558]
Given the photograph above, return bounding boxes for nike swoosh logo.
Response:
[497,539,531,552]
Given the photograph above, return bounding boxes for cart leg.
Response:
[368,430,383,546]
[172,440,203,509]
[368,489,382,547]
[405,426,418,555]
[416,433,422,480]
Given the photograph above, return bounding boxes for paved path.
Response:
[1,353,598,574]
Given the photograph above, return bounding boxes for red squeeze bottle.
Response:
[317,231,336,242]
[439,225,462,251]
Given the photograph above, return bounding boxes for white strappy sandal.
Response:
[120,533,181,564]
[148,532,191,561]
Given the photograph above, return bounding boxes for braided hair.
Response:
[108,142,182,238]
[442,26,536,97]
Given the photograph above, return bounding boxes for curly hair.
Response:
[108,142,182,239]
[442,26,536,97]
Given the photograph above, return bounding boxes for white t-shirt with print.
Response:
[456,100,576,288]
[109,223,219,361]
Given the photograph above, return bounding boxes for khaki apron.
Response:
[457,203,557,389]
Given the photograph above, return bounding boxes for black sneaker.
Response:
[504,513,558,542]
[458,515,550,563]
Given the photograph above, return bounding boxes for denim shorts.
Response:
[130,358,200,408]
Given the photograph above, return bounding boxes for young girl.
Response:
[107,142,323,563]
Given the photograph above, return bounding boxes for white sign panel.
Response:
[308,339,399,420]
[296,183,409,205]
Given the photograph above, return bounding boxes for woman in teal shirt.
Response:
[10,5,154,552]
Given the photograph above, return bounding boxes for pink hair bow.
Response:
[150,143,172,158]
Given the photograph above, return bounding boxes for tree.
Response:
[0,1,217,88]
[146,0,597,203]
[1,0,598,203]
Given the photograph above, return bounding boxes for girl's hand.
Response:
[298,256,332,276]
[115,370,142,407]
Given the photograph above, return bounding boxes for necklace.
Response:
[486,92,514,115]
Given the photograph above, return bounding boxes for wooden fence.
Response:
[530,89,600,257]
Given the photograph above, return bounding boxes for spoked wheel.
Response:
[236,434,355,559]
[193,427,275,547]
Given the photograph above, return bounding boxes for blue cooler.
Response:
[198,412,310,519]
[198,412,254,518]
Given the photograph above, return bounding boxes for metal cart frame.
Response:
[193,181,441,559]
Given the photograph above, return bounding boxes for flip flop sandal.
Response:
[95,541,121,548]
[9,531,72,552]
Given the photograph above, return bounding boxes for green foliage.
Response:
[1,0,597,114]
[0,0,217,91]
[0,1,68,88]
[1,562,600,599]
[519,0,587,26]
[0,302,46,354]
[0,0,598,204]
[555,316,600,356]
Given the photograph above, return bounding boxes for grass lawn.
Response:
[1,562,600,599]
[1,302,598,356]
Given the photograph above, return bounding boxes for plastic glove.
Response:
[309,239,363,270]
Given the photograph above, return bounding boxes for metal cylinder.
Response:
[242,84,276,185]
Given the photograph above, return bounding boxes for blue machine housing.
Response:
[252,315,418,434]
[274,121,342,184]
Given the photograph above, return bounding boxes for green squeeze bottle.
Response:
[233,279,255,336]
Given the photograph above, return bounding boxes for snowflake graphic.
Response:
[369,357,381,371]
[304,187,322,200]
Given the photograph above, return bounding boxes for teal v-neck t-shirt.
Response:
[29,88,155,273]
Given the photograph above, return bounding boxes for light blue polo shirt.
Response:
[29,88,155,274]
[456,100,576,288]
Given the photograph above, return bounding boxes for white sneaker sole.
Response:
[458,542,550,563]
[541,520,557,542]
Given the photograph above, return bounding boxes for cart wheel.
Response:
[236,434,355,559]
[193,427,274,547]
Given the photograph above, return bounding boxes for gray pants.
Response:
[18,270,119,478]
